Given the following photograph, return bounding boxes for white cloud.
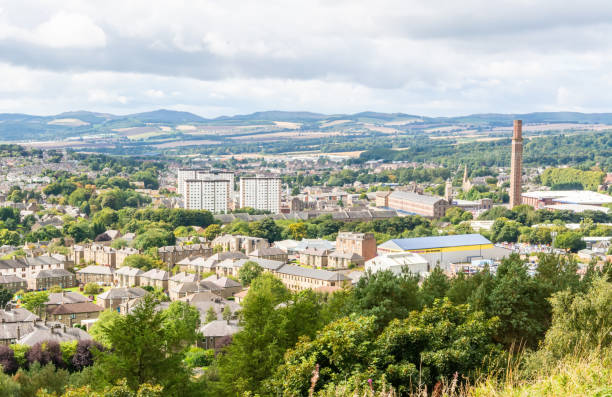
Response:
[1,1,612,115]
[34,11,106,48]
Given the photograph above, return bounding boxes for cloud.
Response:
[34,11,106,48]
[1,1,612,115]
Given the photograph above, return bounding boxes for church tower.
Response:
[510,120,523,208]
[462,165,472,191]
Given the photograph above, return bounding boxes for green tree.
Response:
[131,228,175,251]
[20,291,49,317]
[477,255,549,348]
[94,294,197,394]
[237,261,263,286]
[203,224,222,241]
[205,307,217,324]
[352,270,421,329]
[89,309,121,347]
[419,266,450,307]
[222,305,232,322]
[541,277,611,359]
[554,231,586,252]
[123,254,157,271]
[217,273,291,395]
[250,218,282,243]
[0,230,20,246]
[0,286,13,308]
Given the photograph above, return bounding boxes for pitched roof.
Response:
[249,247,286,257]
[141,269,169,280]
[98,287,148,300]
[46,292,91,305]
[276,265,350,282]
[17,322,92,346]
[0,308,38,323]
[34,269,74,279]
[49,302,103,315]
[77,265,114,275]
[0,275,26,284]
[114,266,144,276]
[170,272,199,283]
[203,275,242,289]
[199,320,241,337]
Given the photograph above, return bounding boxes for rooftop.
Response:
[379,234,492,251]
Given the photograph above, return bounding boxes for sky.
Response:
[1,0,612,118]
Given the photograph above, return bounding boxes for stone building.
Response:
[385,191,450,218]
[0,275,27,292]
[157,244,212,266]
[76,265,114,285]
[114,266,144,287]
[140,269,169,291]
[248,247,288,262]
[327,251,365,269]
[211,234,269,255]
[335,232,377,261]
[299,248,331,268]
[97,287,148,310]
[28,269,76,290]
[47,302,103,327]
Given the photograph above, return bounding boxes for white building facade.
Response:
[183,179,230,213]
[239,177,281,214]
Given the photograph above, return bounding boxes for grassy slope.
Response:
[472,352,612,397]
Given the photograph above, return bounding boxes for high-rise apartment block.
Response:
[509,120,523,208]
[183,179,230,213]
[239,177,281,214]
[178,168,235,212]
[178,168,235,194]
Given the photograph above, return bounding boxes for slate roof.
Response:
[276,265,350,282]
[114,266,144,276]
[49,302,103,315]
[98,287,148,300]
[34,269,73,279]
[203,275,242,289]
[17,322,92,346]
[199,320,241,337]
[141,269,169,281]
[0,275,26,284]
[0,308,38,323]
[46,292,91,305]
[77,265,114,275]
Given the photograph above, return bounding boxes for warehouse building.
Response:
[377,234,510,269]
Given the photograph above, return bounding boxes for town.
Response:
[0,117,606,395]
[1,1,611,395]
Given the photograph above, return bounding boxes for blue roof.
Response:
[382,234,492,251]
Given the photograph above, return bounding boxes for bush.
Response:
[83,283,101,295]
[72,340,103,371]
[26,341,64,368]
[9,345,29,368]
[0,345,18,374]
[183,347,215,368]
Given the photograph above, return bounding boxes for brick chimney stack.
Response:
[509,120,523,208]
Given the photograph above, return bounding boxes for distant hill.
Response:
[124,109,207,124]
[1,109,612,142]
[214,111,327,123]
